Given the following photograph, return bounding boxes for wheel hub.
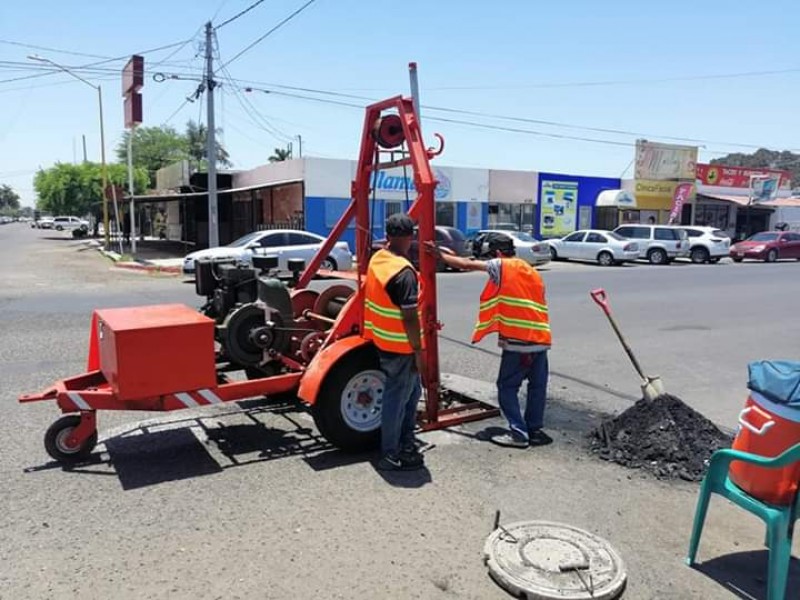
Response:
[340,370,385,432]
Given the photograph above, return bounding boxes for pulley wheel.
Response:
[313,285,354,319]
[221,303,266,366]
[300,331,327,362]
[483,521,627,600]
[290,289,319,319]
[372,114,405,149]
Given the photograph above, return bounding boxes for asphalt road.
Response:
[1,224,798,600]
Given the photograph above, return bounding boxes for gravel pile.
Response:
[589,394,733,481]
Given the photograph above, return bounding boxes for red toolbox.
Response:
[96,304,216,401]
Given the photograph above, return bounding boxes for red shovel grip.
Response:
[590,288,611,314]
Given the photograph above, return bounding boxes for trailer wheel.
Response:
[312,347,383,451]
[44,415,97,463]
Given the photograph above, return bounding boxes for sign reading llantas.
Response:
[122,55,144,128]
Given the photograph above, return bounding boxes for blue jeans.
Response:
[497,350,549,440]
[379,351,422,457]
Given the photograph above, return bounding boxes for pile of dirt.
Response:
[589,394,733,482]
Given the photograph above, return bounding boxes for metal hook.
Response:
[427,133,445,158]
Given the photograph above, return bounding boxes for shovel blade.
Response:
[641,376,665,401]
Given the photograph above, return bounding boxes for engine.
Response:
[194,255,354,378]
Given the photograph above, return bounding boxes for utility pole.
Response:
[205,21,219,248]
[127,126,137,254]
[82,135,88,163]
[297,134,302,158]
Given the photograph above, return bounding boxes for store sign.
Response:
[751,175,781,203]
[466,202,482,231]
[634,179,681,201]
[370,168,452,200]
[696,163,791,189]
[540,180,578,238]
[635,140,697,180]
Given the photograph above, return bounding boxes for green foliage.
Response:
[0,184,21,214]
[710,149,800,189]
[269,147,292,162]
[33,162,148,217]
[116,125,188,188]
[116,120,232,187]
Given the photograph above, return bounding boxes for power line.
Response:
[0,38,111,60]
[215,0,269,29]
[220,0,319,69]
[0,39,194,85]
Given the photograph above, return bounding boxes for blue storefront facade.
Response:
[229,159,622,248]
[535,172,621,239]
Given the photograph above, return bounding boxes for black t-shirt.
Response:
[386,267,418,309]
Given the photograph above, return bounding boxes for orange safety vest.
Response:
[472,258,551,345]
[363,249,424,354]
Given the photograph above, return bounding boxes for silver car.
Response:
[473,230,551,266]
[183,229,353,275]
[547,230,640,266]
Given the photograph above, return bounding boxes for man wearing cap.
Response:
[363,213,426,470]
[426,232,552,448]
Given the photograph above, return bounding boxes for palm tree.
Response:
[184,120,232,169]
[269,147,292,162]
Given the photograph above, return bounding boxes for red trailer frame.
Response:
[20,95,499,462]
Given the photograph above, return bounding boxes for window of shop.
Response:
[435,202,455,226]
[695,203,730,230]
[385,200,411,218]
[487,202,535,231]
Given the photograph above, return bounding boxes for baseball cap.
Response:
[486,232,515,254]
[385,213,415,238]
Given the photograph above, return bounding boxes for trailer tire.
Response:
[312,346,383,452]
[44,415,97,463]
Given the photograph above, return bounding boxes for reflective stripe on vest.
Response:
[363,249,421,354]
[472,258,551,345]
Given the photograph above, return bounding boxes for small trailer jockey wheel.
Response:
[44,414,98,463]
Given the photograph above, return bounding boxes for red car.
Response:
[730,231,800,263]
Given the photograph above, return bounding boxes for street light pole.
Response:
[28,55,111,248]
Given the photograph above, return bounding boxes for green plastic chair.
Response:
[686,443,800,600]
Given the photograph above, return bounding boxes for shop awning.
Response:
[698,193,777,208]
[596,189,636,208]
[124,177,304,203]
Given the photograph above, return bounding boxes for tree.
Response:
[33,162,148,218]
[710,149,800,189]
[184,120,232,169]
[0,184,21,215]
[269,147,292,162]
[116,125,189,188]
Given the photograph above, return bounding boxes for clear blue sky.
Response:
[1,0,799,206]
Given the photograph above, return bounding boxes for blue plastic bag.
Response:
[747,361,800,407]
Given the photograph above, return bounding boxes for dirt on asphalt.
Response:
[589,394,733,481]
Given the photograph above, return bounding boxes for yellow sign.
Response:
[634,180,695,210]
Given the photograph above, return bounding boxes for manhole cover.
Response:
[484,521,627,600]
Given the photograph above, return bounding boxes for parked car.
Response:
[182,229,353,275]
[372,225,472,271]
[35,216,55,229]
[612,224,690,265]
[490,222,520,232]
[53,216,90,231]
[546,230,639,266]
[472,230,551,266]
[676,226,731,264]
[729,231,800,263]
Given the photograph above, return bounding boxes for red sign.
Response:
[696,163,791,189]
[668,182,693,224]
[124,93,143,128]
[122,55,144,96]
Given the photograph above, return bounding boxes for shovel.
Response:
[590,288,665,401]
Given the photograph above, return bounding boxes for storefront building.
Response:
[535,173,620,239]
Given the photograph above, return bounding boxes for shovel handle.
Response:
[590,288,611,315]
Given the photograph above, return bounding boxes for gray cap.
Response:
[385,212,415,237]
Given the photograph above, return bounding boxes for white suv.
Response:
[677,226,731,264]
[613,224,690,265]
[52,216,89,231]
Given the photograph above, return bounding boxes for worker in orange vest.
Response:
[363,213,426,471]
[427,232,552,448]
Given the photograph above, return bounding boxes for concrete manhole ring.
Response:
[483,521,627,600]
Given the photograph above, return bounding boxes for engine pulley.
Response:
[372,114,405,149]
